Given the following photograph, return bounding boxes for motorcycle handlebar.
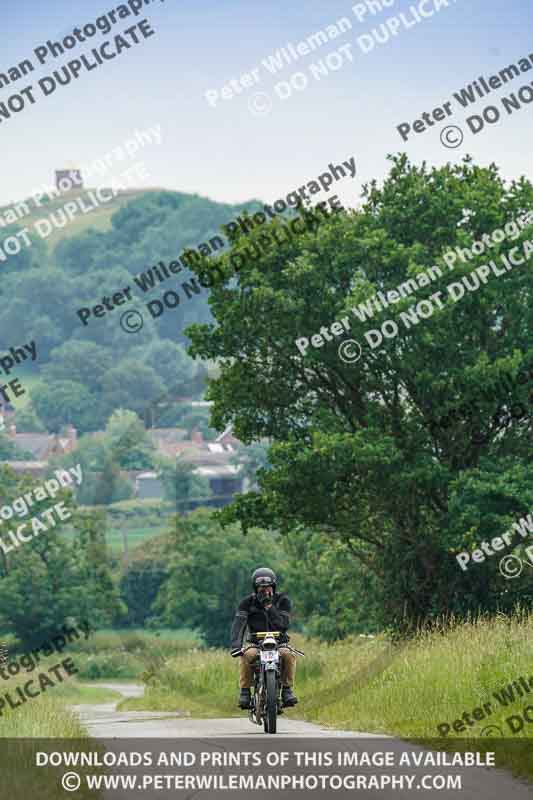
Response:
[239,643,305,657]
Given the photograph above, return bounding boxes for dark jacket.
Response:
[230,592,291,650]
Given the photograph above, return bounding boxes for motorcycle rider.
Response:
[230,567,298,710]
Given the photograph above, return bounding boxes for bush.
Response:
[105,499,175,521]
[75,651,145,680]
[69,629,202,679]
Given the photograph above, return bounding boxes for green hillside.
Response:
[0,186,260,436]
[0,186,165,249]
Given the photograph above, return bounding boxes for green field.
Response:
[0,186,161,251]
[3,370,41,412]
[104,524,168,554]
[53,521,166,556]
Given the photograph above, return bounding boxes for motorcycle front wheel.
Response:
[263,670,277,734]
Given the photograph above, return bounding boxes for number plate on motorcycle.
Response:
[260,651,279,662]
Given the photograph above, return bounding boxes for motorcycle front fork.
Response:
[249,671,283,724]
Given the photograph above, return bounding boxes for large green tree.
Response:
[101,361,166,418]
[43,341,114,393]
[32,379,104,432]
[186,155,533,632]
[105,408,156,470]
[133,339,199,392]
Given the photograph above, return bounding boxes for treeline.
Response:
[0,464,375,648]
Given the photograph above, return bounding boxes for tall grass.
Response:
[0,670,120,738]
[0,675,118,798]
[122,613,533,780]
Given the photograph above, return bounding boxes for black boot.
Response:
[282,686,298,706]
[239,688,251,709]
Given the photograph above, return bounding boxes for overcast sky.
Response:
[1,0,531,209]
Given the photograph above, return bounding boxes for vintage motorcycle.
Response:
[239,631,304,734]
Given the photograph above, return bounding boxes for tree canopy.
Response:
[186,154,533,632]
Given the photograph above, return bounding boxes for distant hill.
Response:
[0,187,262,433]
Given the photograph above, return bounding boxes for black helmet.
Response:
[252,567,277,592]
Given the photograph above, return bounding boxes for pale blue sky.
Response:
[1,0,531,208]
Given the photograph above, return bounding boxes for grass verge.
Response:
[121,612,532,781]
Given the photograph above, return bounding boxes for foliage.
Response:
[284,529,381,641]
[100,498,175,522]
[0,466,125,647]
[101,361,166,419]
[90,453,131,505]
[186,155,533,632]
[32,380,104,433]
[11,403,46,433]
[42,341,113,392]
[105,409,156,470]
[154,509,288,647]
[119,559,168,627]
[131,339,199,391]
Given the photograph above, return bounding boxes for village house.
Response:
[136,425,245,510]
[2,424,78,477]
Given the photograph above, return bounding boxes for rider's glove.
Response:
[230,648,242,658]
[256,592,272,607]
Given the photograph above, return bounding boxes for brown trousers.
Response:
[239,647,296,689]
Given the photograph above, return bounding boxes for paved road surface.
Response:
[72,681,386,738]
[68,682,532,799]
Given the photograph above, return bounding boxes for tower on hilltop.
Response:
[55,169,83,192]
